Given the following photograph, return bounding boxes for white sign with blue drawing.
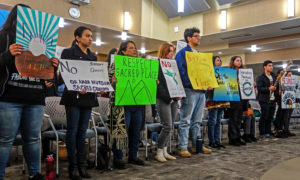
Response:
[15,6,60,79]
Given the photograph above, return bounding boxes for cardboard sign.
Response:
[238,69,256,99]
[213,67,240,101]
[15,6,60,79]
[114,55,159,105]
[185,52,219,90]
[160,59,186,98]
[59,59,114,92]
[176,40,187,54]
[281,77,296,109]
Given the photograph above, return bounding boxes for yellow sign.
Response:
[185,52,219,90]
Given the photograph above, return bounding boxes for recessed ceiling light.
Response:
[251,45,258,52]
[121,32,128,40]
[283,63,287,68]
[95,39,101,46]
[59,18,65,28]
[140,47,146,54]
[218,51,222,55]
[178,0,184,13]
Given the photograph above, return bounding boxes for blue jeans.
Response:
[113,105,143,160]
[208,108,223,144]
[65,106,91,165]
[0,102,44,179]
[178,89,206,149]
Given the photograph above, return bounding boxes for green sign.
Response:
[114,55,159,105]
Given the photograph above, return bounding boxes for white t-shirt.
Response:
[266,74,275,100]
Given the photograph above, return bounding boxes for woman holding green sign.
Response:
[111,40,145,168]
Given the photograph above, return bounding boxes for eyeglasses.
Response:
[192,35,201,38]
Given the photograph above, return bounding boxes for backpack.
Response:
[96,142,111,170]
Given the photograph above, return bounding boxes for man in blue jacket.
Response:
[175,27,212,157]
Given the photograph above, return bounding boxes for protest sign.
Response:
[176,40,187,54]
[60,59,113,92]
[160,59,186,98]
[114,55,159,105]
[213,67,240,101]
[185,52,219,90]
[238,69,256,99]
[15,6,60,79]
[281,77,296,109]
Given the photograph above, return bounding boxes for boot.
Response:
[68,164,82,180]
[78,163,91,178]
[155,148,167,162]
[242,134,252,143]
[249,134,257,142]
[178,149,191,158]
[163,147,176,160]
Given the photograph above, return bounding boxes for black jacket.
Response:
[256,72,276,103]
[0,33,14,96]
[156,60,177,103]
[59,45,99,107]
[0,32,47,105]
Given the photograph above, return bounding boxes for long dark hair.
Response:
[117,40,136,56]
[0,4,30,37]
[106,48,117,66]
[213,56,221,66]
[71,26,92,47]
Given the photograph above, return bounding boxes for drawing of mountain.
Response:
[116,80,155,105]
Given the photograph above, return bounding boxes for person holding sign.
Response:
[155,43,180,162]
[256,60,276,139]
[59,26,102,179]
[111,40,145,167]
[228,56,248,146]
[0,4,58,180]
[206,56,227,149]
[279,71,296,137]
[175,27,212,157]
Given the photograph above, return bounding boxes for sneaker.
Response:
[128,157,145,166]
[229,139,240,146]
[265,134,271,138]
[241,134,252,143]
[202,146,212,154]
[249,135,257,142]
[275,131,288,138]
[209,142,220,149]
[113,159,127,169]
[237,139,246,146]
[29,173,45,180]
[285,131,296,137]
[178,149,191,158]
[215,142,226,148]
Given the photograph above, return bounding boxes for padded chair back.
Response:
[45,97,67,127]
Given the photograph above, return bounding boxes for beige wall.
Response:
[203,0,300,35]
[245,47,300,64]
[141,0,169,41]
[168,13,203,41]
[0,0,142,35]
[219,53,246,67]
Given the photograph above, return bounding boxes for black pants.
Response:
[259,101,275,135]
[228,109,243,141]
[275,105,283,131]
[282,109,293,131]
